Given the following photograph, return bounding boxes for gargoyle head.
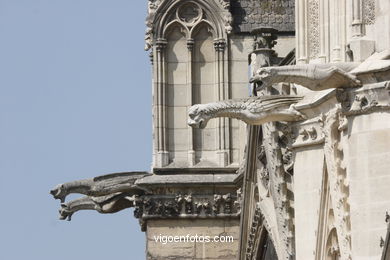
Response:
[59,203,73,221]
[50,184,68,203]
[188,104,211,129]
[249,67,275,88]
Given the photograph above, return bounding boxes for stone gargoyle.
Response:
[58,193,136,221]
[188,95,304,129]
[50,171,150,220]
[250,49,390,91]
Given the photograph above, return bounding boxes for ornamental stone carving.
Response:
[144,0,233,50]
[307,0,320,59]
[188,96,305,129]
[292,116,325,148]
[362,0,376,25]
[134,193,240,220]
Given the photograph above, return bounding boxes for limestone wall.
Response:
[146,219,240,260]
[293,146,325,259]
[296,0,390,64]
[347,112,390,259]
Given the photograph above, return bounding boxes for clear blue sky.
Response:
[0,1,150,259]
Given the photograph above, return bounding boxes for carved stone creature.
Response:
[250,63,361,91]
[188,96,305,129]
[59,193,136,221]
[51,171,150,220]
[50,171,150,203]
[250,49,390,91]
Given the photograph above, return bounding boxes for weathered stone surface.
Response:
[231,0,295,33]
[146,219,239,260]
[135,174,238,186]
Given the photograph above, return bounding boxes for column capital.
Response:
[213,38,226,52]
[187,38,194,51]
[155,38,167,52]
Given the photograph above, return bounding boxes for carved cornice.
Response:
[133,192,241,231]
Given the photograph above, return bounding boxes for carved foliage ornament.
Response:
[362,0,375,25]
[308,0,320,59]
[133,192,240,219]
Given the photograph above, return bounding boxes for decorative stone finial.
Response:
[251,27,278,51]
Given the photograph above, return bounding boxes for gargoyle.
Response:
[51,171,150,220]
[188,95,305,129]
[50,171,150,203]
[250,49,390,91]
[59,193,136,221]
[250,63,362,91]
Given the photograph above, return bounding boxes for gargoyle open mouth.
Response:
[188,119,206,129]
[50,185,67,203]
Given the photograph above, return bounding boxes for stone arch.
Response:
[154,0,228,42]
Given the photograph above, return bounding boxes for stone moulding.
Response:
[322,107,352,259]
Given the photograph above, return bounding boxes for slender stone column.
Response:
[214,38,230,166]
[332,0,342,62]
[296,0,308,64]
[154,38,169,167]
[352,0,363,37]
[187,38,195,166]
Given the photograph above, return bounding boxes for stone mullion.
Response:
[152,47,159,166]
[214,40,222,165]
[296,0,308,64]
[187,38,195,166]
[214,39,229,166]
[340,0,347,62]
[154,38,168,167]
[332,0,341,62]
[222,41,231,165]
[352,0,363,37]
[319,0,328,62]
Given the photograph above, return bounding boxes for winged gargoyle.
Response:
[188,95,305,129]
[250,49,390,91]
[50,171,150,220]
